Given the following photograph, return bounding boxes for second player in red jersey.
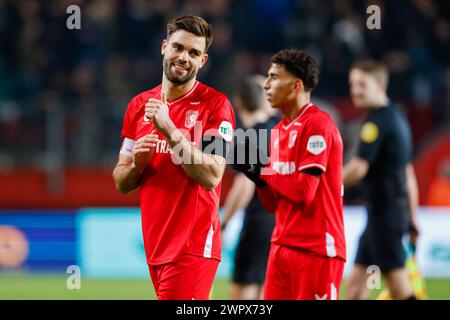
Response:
[262,102,346,261]
[113,15,235,300]
[234,49,346,300]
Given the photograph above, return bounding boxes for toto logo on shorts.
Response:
[0,225,29,268]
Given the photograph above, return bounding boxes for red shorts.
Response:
[264,244,345,300]
[149,254,219,300]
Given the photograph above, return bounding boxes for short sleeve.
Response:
[356,119,384,163]
[121,99,137,140]
[203,95,236,143]
[297,119,334,173]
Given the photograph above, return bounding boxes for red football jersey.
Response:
[262,103,346,260]
[120,81,235,265]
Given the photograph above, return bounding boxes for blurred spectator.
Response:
[0,0,448,175]
[428,158,450,206]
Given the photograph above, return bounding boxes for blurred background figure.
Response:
[1,0,449,197]
[343,60,418,300]
[222,75,278,300]
[428,158,450,206]
[1,0,449,172]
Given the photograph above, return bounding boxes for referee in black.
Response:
[343,60,419,300]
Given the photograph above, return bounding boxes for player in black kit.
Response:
[343,60,420,300]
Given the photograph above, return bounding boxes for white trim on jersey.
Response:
[203,223,214,258]
[167,81,199,105]
[325,232,337,258]
[135,81,200,112]
[282,103,314,130]
[120,137,136,157]
[331,283,337,300]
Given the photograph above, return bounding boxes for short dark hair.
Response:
[235,76,265,113]
[351,59,389,88]
[167,15,213,52]
[271,49,320,91]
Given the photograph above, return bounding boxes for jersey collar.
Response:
[163,80,200,106]
[282,103,314,130]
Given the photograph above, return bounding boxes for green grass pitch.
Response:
[0,273,449,299]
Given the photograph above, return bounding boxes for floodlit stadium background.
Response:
[0,0,449,299]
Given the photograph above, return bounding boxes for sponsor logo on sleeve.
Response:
[218,121,233,142]
[307,135,326,155]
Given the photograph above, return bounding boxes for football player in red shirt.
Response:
[234,49,346,300]
[112,15,235,300]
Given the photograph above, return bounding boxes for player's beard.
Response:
[163,57,197,85]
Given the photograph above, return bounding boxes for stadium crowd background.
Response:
[0,0,450,300]
[0,0,449,207]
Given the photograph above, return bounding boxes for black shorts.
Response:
[354,224,406,273]
[232,212,275,285]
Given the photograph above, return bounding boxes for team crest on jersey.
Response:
[185,110,199,128]
[307,135,327,155]
[288,131,298,148]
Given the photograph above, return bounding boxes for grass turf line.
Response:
[0,274,449,300]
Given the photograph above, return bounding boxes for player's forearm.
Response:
[164,127,225,190]
[343,168,360,188]
[113,163,144,193]
[231,175,255,212]
[343,157,369,188]
[222,174,255,225]
[262,173,320,206]
[182,149,225,190]
[406,164,419,222]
